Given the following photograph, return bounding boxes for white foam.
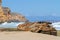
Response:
[52,22,60,27]
[0,22,25,28]
[51,22,60,30]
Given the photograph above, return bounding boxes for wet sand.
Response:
[0,31,60,40]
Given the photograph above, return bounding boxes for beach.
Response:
[0,31,60,40]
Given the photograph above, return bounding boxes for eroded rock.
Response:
[17,21,57,36]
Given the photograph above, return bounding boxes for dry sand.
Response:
[0,31,60,40]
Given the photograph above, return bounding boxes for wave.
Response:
[52,22,60,27]
[0,22,25,28]
[51,22,60,30]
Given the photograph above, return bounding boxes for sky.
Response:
[2,0,60,17]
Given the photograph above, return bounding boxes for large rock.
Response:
[17,21,57,36]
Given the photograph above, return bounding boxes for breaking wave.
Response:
[52,22,60,30]
[0,22,25,28]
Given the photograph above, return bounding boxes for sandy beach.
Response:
[0,31,60,40]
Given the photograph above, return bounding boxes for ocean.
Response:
[0,22,25,28]
[26,16,60,22]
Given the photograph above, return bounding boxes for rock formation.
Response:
[17,21,57,36]
[0,7,28,23]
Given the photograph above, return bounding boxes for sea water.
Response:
[0,22,25,28]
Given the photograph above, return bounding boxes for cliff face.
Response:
[0,7,28,23]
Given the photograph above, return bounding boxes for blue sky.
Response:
[2,0,60,17]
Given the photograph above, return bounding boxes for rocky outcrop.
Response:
[17,22,57,36]
[0,7,28,23]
